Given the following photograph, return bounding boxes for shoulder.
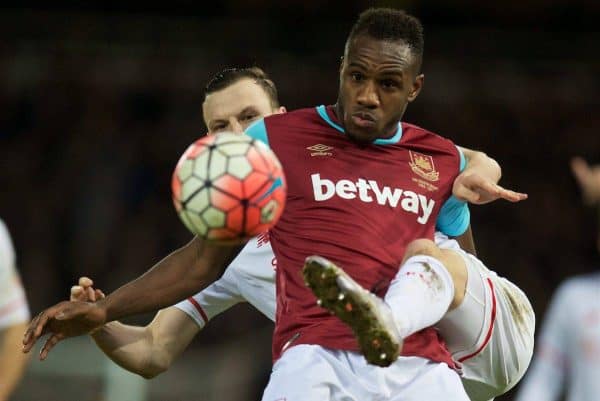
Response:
[0,219,15,262]
[557,273,600,296]
[263,107,319,127]
[227,235,274,275]
[247,107,320,146]
[0,218,10,242]
[547,274,600,312]
[401,122,457,151]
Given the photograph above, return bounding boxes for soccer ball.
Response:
[172,132,286,243]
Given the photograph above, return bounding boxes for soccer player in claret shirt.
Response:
[66,66,531,400]
[24,8,531,401]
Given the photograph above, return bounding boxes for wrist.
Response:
[89,320,116,337]
[94,298,111,323]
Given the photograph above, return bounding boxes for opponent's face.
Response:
[337,36,424,144]
[203,78,284,134]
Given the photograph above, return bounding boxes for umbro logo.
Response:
[306,144,333,157]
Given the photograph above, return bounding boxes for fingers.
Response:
[571,157,590,183]
[79,277,94,287]
[23,308,54,353]
[86,286,96,302]
[477,179,528,203]
[455,173,528,204]
[70,285,95,302]
[454,185,481,203]
[23,315,40,352]
[39,333,66,360]
[71,277,98,302]
[70,286,84,302]
[495,185,528,202]
[95,289,106,299]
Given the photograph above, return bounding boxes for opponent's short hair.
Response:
[346,8,424,70]
[204,67,280,108]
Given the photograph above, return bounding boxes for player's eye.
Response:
[242,114,258,121]
[350,72,364,81]
[380,79,399,89]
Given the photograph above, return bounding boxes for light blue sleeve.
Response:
[435,146,470,236]
[245,118,270,147]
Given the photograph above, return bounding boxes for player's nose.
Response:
[229,118,244,134]
[356,80,380,109]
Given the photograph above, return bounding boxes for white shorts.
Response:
[436,250,536,401]
[261,344,470,401]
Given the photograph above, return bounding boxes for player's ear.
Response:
[276,106,287,114]
[407,74,424,103]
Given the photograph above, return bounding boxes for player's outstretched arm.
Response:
[0,322,30,401]
[70,278,199,378]
[23,236,243,359]
[455,147,527,205]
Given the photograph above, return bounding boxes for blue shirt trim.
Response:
[315,105,403,145]
[316,105,344,133]
[245,119,269,147]
[374,126,403,145]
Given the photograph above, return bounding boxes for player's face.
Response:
[337,36,424,144]
[203,79,283,134]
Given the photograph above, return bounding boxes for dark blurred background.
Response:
[1,1,599,400]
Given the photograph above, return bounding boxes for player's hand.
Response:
[22,301,107,360]
[453,172,528,205]
[70,277,106,302]
[571,157,600,205]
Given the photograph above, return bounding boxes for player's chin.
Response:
[346,125,380,144]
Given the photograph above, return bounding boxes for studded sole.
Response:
[302,256,400,367]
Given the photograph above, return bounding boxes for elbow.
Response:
[136,339,174,379]
[137,357,172,379]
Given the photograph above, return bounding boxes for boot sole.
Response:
[302,255,400,367]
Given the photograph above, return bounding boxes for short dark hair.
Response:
[204,67,280,108]
[346,8,424,70]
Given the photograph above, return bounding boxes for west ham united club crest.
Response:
[409,151,439,182]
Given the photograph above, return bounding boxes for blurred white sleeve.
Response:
[0,220,30,329]
[514,281,574,401]
[173,266,243,329]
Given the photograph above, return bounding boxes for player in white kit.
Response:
[0,219,31,401]
[514,157,600,401]
[60,65,533,400]
[514,273,600,401]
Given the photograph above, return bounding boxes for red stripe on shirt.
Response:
[458,278,497,363]
[187,297,208,325]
